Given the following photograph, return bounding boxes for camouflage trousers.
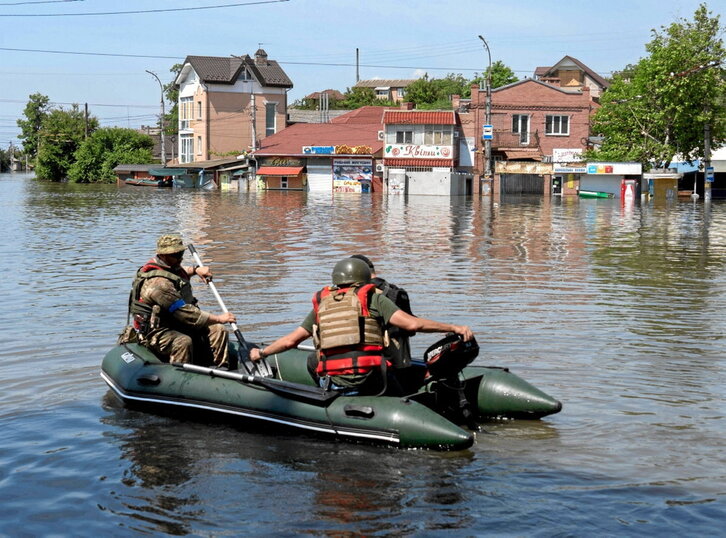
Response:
[143,324,230,368]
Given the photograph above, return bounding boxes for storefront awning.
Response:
[149,168,187,177]
[256,166,304,176]
[502,151,542,161]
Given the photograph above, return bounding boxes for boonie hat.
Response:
[156,234,185,254]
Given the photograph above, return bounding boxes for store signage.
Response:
[496,161,552,174]
[384,144,453,159]
[586,162,642,175]
[554,165,587,173]
[302,146,335,154]
[553,148,583,163]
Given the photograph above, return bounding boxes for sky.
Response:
[0,0,722,148]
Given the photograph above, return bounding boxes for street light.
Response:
[478,35,492,182]
[145,70,166,165]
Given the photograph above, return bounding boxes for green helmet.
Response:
[331,257,371,286]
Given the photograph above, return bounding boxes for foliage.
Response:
[16,93,51,159]
[0,147,9,171]
[162,63,182,136]
[472,60,519,90]
[339,87,395,109]
[68,128,154,183]
[588,3,725,168]
[35,105,98,181]
[405,73,472,109]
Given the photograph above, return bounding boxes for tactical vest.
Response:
[371,277,413,368]
[312,284,386,377]
[128,259,195,333]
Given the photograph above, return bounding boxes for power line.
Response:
[0,0,289,16]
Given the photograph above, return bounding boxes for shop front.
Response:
[579,162,643,198]
[256,158,305,190]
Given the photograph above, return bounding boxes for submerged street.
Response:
[1,172,724,535]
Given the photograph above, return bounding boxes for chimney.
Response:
[451,94,460,110]
[255,48,268,65]
[400,102,414,110]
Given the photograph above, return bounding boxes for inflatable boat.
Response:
[101,341,562,451]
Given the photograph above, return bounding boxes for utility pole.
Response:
[84,103,89,139]
[703,120,712,202]
[478,35,493,185]
[145,70,166,165]
[356,48,360,83]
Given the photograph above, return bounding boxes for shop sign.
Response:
[384,144,453,159]
[496,161,552,174]
[586,162,642,175]
[553,148,583,163]
[554,165,587,173]
[333,158,373,193]
[262,157,302,167]
[302,145,334,154]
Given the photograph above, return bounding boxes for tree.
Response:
[35,105,98,181]
[588,3,725,168]
[162,63,182,136]
[340,86,393,109]
[0,146,9,172]
[68,128,154,183]
[472,60,519,90]
[16,93,50,159]
[403,73,472,109]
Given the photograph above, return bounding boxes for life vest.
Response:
[128,259,195,333]
[312,284,386,377]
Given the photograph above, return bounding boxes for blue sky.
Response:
[0,0,721,147]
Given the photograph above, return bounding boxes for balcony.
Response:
[484,129,541,150]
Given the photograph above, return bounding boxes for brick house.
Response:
[174,49,292,163]
[534,55,610,100]
[353,79,417,103]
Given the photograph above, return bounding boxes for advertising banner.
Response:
[333,158,373,193]
[384,144,453,159]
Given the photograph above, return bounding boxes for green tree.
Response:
[588,3,725,168]
[340,87,394,109]
[404,73,472,109]
[68,127,154,183]
[163,63,182,136]
[472,60,519,89]
[36,105,98,181]
[16,93,50,159]
[0,146,9,172]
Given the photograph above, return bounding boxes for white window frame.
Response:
[396,130,413,144]
[545,115,570,136]
[179,96,193,130]
[424,125,452,146]
[265,102,277,137]
[196,136,202,155]
[512,114,530,145]
[280,177,288,189]
[180,135,193,163]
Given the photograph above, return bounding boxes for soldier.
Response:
[250,257,473,395]
[127,234,236,368]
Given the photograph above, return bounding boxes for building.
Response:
[353,79,417,103]
[174,49,292,163]
[534,55,610,99]
[251,106,386,193]
[382,109,472,195]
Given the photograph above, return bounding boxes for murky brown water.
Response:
[1,172,724,535]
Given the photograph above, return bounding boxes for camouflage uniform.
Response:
[130,235,230,367]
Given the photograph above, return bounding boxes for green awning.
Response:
[149,168,187,177]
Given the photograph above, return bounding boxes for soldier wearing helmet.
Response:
[250,257,473,395]
[125,234,236,368]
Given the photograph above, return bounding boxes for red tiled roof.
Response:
[383,110,456,125]
[384,158,453,167]
[254,112,384,157]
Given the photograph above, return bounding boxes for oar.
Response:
[178,363,339,405]
[187,244,273,377]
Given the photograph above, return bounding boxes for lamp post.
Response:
[145,70,166,165]
[478,35,493,184]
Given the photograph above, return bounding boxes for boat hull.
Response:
[101,343,561,450]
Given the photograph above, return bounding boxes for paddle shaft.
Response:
[187,244,272,376]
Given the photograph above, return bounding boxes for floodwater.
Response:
[0,172,724,536]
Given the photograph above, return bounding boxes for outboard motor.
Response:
[423,334,480,430]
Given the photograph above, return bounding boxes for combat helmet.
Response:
[331,257,371,286]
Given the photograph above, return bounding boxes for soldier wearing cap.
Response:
[127,234,236,367]
[249,257,473,395]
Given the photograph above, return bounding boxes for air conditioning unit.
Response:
[377,130,385,141]
[375,163,384,172]
[453,131,459,138]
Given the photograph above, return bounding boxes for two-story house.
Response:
[534,55,610,100]
[353,79,416,103]
[174,49,292,163]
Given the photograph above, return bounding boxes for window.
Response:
[376,89,390,98]
[280,177,288,189]
[196,136,202,155]
[396,130,413,144]
[179,97,193,130]
[512,114,530,145]
[197,101,202,119]
[265,103,276,136]
[239,68,251,81]
[424,125,452,145]
[398,88,406,98]
[546,115,569,135]
[180,135,193,163]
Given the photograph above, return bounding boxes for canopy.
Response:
[256,166,304,176]
[149,168,187,177]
